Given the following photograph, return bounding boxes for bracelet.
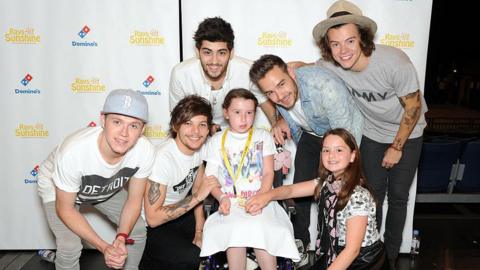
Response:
[116,233,135,245]
[389,144,402,152]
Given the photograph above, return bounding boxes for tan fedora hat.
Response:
[312,0,377,42]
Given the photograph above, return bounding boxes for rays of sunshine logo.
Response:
[129,30,165,46]
[144,124,168,139]
[257,32,293,48]
[71,77,106,93]
[15,73,41,95]
[137,75,161,96]
[72,25,98,47]
[15,123,49,138]
[24,164,39,184]
[4,27,40,44]
[380,33,415,49]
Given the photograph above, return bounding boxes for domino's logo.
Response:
[78,25,91,38]
[137,75,160,95]
[72,25,98,47]
[15,73,40,94]
[25,164,39,184]
[143,75,155,87]
[30,165,39,177]
[21,74,33,86]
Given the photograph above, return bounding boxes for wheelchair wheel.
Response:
[204,253,229,270]
[277,257,294,270]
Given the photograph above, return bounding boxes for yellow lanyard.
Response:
[221,128,253,194]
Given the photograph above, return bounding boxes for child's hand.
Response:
[218,196,231,215]
[245,193,270,214]
[248,207,262,216]
[197,176,220,200]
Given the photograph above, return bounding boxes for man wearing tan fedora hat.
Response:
[312,1,428,269]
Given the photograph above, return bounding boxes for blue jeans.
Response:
[360,135,422,261]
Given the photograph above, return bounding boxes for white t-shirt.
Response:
[169,55,268,130]
[149,138,203,206]
[288,98,312,132]
[37,126,155,204]
[204,128,275,201]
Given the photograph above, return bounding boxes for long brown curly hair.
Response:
[318,24,375,67]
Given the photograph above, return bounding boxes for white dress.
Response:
[200,128,300,261]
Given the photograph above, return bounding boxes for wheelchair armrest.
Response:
[203,194,217,217]
[282,198,296,216]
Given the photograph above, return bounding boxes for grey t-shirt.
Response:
[317,44,427,143]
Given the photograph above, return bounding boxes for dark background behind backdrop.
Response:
[425,1,480,109]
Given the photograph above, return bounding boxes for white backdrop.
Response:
[0,0,179,249]
[1,0,431,253]
[181,0,432,253]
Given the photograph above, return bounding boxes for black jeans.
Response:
[292,132,322,248]
[139,210,201,270]
[360,135,422,261]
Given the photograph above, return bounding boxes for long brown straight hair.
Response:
[314,128,371,211]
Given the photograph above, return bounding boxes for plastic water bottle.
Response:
[410,229,420,258]
[38,249,56,263]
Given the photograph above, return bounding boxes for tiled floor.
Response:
[1,203,479,270]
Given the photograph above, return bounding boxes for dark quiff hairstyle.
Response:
[194,17,235,50]
[314,128,373,211]
[169,95,213,138]
[222,88,259,110]
[318,23,375,66]
[249,54,288,87]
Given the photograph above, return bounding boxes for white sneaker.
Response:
[294,239,310,268]
[246,256,259,270]
[295,239,305,254]
[295,252,309,268]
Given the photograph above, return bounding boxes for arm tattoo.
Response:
[148,180,160,205]
[393,138,403,150]
[404,90,419,99]
[399,90,419,108]
[395,90,421,149]
[163,193,199,222]
[404,107,420,128]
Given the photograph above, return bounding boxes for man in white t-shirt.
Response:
[37,89,155,270]
[140,95,219,270]
[169,17,276,133]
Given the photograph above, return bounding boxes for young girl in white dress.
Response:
[201,88,300,270]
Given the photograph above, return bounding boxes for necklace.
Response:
[221,128,253,195]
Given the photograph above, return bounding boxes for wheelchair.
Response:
[201,145,298,270]
[201,196,297,270]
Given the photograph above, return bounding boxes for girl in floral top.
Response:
[246,128,385,269]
